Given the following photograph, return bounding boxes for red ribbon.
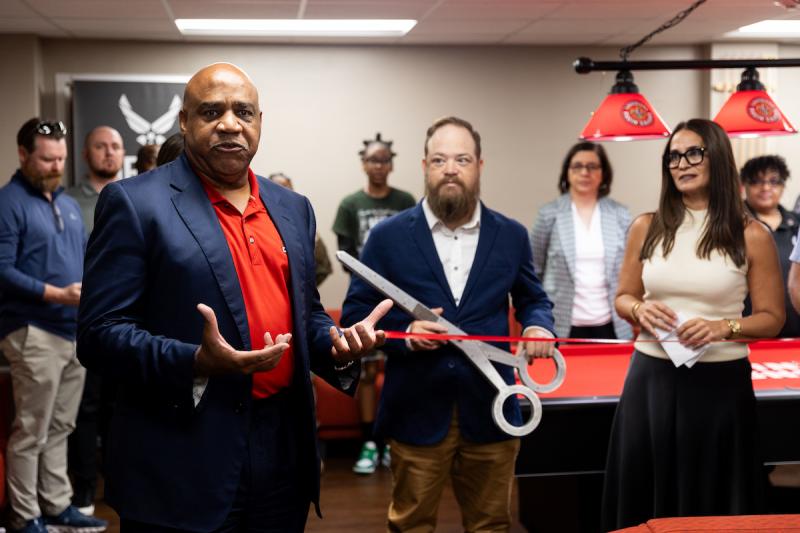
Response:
[384,331,800,345]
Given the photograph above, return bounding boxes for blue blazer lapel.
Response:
[555,195,576,279]
[460,202,498,306]
[409,204,455,306]
[169,157,251,350]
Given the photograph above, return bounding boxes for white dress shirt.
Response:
[418,198,552,341]
[421,198,481,306]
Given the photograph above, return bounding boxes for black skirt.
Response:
[601,351,764,532]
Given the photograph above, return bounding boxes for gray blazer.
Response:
[530,194,632,339]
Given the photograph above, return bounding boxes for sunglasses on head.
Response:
[36,121,67,137]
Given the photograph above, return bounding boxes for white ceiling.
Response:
[1,0,800,46]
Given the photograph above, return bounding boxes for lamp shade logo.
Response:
[747,97,780,124]
[621,100,654,127]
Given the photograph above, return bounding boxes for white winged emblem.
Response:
[118,94,182,145]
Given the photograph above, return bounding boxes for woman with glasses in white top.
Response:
[531,141,632,343]
[602,119,785,531]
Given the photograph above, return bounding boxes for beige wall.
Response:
[0,35,42,177]
[23,39,709,308]
[775,44,800,211]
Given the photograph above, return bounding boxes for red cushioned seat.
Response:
[314,309,384,441]
[611,514,800,532]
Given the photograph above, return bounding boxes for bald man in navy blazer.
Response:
[77,63,390,532]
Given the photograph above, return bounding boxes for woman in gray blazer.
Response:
[531,141,632,340]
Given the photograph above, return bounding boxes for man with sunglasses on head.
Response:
[0,118,107,532]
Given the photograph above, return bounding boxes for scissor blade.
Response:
[336,251,441,322]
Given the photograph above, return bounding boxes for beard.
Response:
[91,166,120,180]
[29,172,63,194]
[426,175,479,225]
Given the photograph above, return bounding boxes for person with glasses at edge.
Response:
[740,155,800,506]
[602,119,785,531]
[530,141,633,345]
[332,133,415,475]
[0,118,108,532]
[64,125,125,518]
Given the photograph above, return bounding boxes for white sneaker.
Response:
[76,503,96,516]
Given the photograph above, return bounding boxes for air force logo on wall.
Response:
[119,94,182,146]
[71,77,187,180]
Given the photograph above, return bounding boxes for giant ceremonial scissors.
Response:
[337,251,566,437]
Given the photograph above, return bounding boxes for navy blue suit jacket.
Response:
[77,156,355,531]
[341,202,554,445]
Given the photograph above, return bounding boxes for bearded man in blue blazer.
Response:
[341,116,556,533]
[77,63,390,533]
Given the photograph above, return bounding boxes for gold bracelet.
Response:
[631,302,642,323]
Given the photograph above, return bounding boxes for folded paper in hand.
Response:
[654,312,708,368]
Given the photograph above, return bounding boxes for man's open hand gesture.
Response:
[329,299,393,364]
[194,303,292,376]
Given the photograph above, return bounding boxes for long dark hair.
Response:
[558,141,613,197]
[640,119,747,267]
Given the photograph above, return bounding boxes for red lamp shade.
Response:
[713,89,797,138]
[580,92,671,141]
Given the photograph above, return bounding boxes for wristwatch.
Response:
[725,318,742,339]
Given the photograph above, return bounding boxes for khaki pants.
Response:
[2,325,86,528]
[387,411,520,533]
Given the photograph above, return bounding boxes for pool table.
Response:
[514,341,800,533]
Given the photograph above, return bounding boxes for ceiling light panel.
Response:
[175,18,417,37]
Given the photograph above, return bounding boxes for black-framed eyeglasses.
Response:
[364,157,392,166]
[51,202,64,233]
[747,178,784,188]
[569,163,602,173]
[666,146,705,169]
[36,121,67,137]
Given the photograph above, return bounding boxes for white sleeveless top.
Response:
[635,208,749,362]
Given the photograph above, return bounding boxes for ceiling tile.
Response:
[425,1,562,20]
[303,2,431,19]
[503,32,612,45]
[411,18,530,35]
[169,0,299,19]
[0,17,68,35]
[53,17,178,34]
[402,32,509,44]
[26,0,169,19]
[547,2,680,20]
[0,0,39,17]
[512,17,649,36]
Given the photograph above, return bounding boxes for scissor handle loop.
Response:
[492,385,542,437]
[516,348,567,393]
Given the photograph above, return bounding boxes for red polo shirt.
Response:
[201,170,294,398]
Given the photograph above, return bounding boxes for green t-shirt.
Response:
[332,188,416,255]
[65,181,99,232]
